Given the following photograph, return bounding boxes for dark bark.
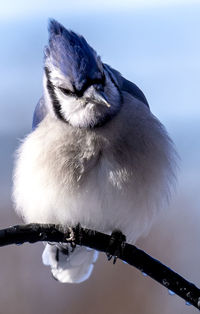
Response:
[0,223,199,310]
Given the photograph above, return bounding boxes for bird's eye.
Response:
[58,87,75,96]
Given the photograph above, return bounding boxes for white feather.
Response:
[13,92,177,282]
[42,244,98,283]
[13,92,177,241]
[47,69,120,128]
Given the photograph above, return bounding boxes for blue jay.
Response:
[13,19,177,283]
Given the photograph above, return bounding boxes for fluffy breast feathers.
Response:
[13,93,177,243]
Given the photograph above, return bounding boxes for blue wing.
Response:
[121,77,149,107]
[105,64,149,108]
[32,97,48,130]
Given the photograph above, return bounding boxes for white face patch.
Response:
[44,67,121,128]
[54,88,99,128]
[49,68,74,91]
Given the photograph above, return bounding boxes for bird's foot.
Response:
[106,230,126,264]
[65,227,76,252]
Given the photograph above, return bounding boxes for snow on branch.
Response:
[0,223,199,310]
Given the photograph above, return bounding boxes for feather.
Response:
[46,19,102,92]
[42,244,98,283]
[32,97,48,130]
[105,64,149,107]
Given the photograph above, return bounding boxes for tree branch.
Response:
[0,223,199,310]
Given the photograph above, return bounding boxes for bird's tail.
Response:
[42,243,98,283]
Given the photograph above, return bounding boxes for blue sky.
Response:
[0,0,199,19]
[0,1,200,136]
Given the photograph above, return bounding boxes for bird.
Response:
[13,19,177,283]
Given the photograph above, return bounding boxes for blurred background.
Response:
[0,0,200,313]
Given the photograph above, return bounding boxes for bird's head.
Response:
[43,19,123,128]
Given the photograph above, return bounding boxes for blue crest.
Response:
[45,19,102,92]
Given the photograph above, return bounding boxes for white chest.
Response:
[13,97,176,243]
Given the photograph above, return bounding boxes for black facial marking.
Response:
[73,75,106,98]
[58,77,105,99]
[44,66,122,129]
[58,87,76,97]
[44,67,65,121]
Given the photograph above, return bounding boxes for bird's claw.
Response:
[106,253,118,264]
[66,227,75,241]
[65,227,76,252]
[106,230,126,264]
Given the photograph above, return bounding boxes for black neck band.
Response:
[44,67,65,121]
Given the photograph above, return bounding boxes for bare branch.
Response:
[0,223,199,310]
